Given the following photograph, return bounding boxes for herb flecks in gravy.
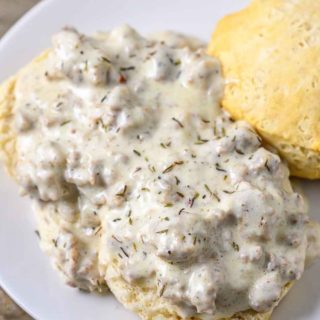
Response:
[13,25,318,318]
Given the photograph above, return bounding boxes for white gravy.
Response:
[12,25,319,318]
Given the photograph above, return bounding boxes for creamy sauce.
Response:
[148,30,206,50]
[12,25,318,318]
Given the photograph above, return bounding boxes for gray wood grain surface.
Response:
[0,0,39,37]
[1,2,39,318]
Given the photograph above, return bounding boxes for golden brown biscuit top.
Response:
[209,0,320,178]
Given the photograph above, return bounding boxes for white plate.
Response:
[0,0,319,319]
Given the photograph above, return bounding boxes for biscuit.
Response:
[105,262,291,320]
[209,0,320,179]
[0,48,298,320]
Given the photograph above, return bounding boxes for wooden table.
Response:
[0,2,38,318]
